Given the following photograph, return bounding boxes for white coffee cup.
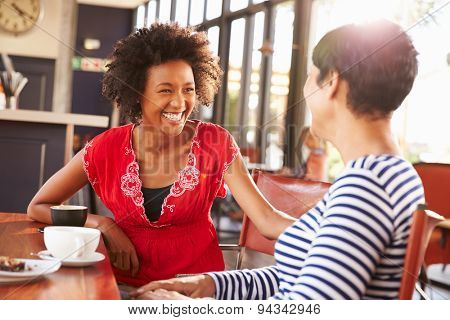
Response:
[44,226,100,259]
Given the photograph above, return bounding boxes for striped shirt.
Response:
[209,155,424,300]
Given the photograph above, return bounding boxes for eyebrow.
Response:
[156,82,195,87]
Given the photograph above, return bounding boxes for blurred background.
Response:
[1,0,449,178]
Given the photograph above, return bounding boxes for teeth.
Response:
[162,112,183,121]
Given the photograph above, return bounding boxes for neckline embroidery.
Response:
[122,121,202,227]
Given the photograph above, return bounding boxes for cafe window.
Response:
[175,0,189,26]
[134,0,298,167]
[199,25,221,122]
[207,26,220,56]
[246,11,265,150]
[190,0,205,25]
[158,0,171,23]
[265,1,294,170]
[135,4,145,29]
[230,0,249,12]
[224,18,246,133]
[147,0,157,25]
[307,0,450,180]
[206,0,222,20]
[196,0,296,166]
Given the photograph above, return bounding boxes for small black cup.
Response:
[50,205,88,227]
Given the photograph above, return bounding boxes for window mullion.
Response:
[257,4,275,164]
[238,14,255,146]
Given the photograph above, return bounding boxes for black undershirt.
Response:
[141,185,172,222]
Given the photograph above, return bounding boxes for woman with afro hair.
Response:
[27,23,295,287]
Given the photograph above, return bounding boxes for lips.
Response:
[161,111,184,123]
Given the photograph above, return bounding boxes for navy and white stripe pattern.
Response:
[209,155,424,300]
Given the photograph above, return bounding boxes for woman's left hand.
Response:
[135,288,192,300]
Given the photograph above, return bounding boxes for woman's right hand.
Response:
[129,274,216,299]
[99,218,139,277]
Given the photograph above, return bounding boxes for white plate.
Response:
[0,259,61,280]
[37,250,105,267]
[0,275,42,284]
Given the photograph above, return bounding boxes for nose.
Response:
[169,91,186,109]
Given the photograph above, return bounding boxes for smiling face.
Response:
[139,59,196,136]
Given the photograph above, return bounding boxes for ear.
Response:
[324,70,340,100]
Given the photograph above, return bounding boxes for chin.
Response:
[160,121,186,137]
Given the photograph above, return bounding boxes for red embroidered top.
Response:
[83,120,239,286]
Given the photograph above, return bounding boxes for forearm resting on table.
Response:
[27,202,114,230]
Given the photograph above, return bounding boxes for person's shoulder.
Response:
[195,120,230,137]
[352,154,415,181]
[196,120,228,134]
[332,154,418,195]
[85,124,133,158]
[89,124,133,146]
[195,120,231,141]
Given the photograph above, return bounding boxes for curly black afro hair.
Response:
[102,23,223,124]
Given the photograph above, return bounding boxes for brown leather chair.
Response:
[398,206,444,299]
[413,163,450,267]
[221,170,330,268]
[240,147,261,164]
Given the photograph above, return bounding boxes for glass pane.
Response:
[230,0,248,12]
[135,4,145,29]
[307,0,450,174]
[199,26,221,122]
[225,18,246,134]
[190,0,205,25]
[207,26,220,56]
[175,0,189,26]
[159,0,171,23]
[147,0,157,26]
[252,0,266,4]
[265,1,294,171]
[206,0,222,20]
[246,11,265,150]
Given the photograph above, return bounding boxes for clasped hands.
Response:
[129,274,216,300]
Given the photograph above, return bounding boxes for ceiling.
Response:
[77,0,146,9]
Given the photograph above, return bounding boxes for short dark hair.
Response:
[102,23,223,123]
[312,20,418,118]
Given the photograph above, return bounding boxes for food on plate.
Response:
[0,256,26,272]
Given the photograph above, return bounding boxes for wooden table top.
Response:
[0,213,120,300]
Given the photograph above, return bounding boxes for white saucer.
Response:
[37,250,105,267]
[0,259,61,284]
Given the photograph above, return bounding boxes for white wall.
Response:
[0,0,63,59]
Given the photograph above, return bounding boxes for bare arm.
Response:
[27,150,140,275]
[27,150,108,229]
[224,155,296,240]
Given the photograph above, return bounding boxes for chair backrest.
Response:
[398,206,444,299]
[413,163,450,219]
[240,147,261,163]
[239,170,330,255]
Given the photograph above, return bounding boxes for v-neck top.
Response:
[82,120,239,286]
[141,185,172,222]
